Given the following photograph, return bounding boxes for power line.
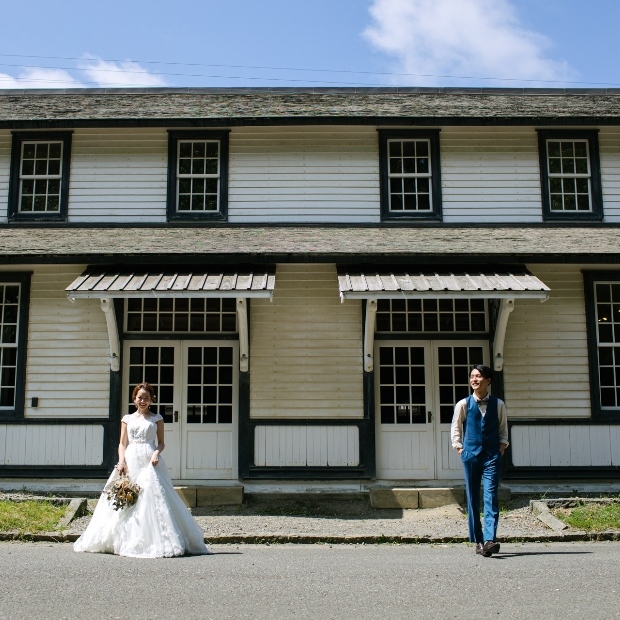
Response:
[0,52,616,88]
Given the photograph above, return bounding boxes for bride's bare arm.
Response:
[151,419,165,466]
[117,422,128,473]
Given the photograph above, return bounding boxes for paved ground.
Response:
[2,541,619,619]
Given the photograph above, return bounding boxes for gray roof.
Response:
[66,265,276,298]
[2,87,620,127]
[337,265,549,299]
[0,226,618,263]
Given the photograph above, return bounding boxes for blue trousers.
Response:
[461,449,501,544]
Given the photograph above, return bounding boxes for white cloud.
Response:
[0,67,81,89]
[363,0,574,86]
[0,56,168,89]
[78,56,168,87]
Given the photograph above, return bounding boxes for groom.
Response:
[451,364,509,557]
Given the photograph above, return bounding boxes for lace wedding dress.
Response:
[74,412,210,558]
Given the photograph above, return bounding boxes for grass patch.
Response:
[0,500,67,532]
[557,502,620,532]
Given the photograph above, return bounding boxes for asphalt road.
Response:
[0,541,618,619]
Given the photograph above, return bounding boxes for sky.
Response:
[1,0,619,90]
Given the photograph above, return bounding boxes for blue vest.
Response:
[462,395,500,455]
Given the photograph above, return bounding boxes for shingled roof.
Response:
[2,87,620,127]
[1,225,618,263]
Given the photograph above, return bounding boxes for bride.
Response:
[74,382,210,558]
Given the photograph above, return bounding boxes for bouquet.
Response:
[104,472,141,511]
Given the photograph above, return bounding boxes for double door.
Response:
[123,340,238,481]
[375,340,488,480]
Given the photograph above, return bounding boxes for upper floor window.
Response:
[584,272,620,419]
[537,130,602,221]
[0,273,30,419]
[167,130,229,221]
[378,129,442,221]
[9,132,72,221]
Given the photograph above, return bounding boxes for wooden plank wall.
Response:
[228,126,379,223]
[0,424,104,465]
[250,264,364,419]
[2,125,620,224]
[503,264,591,417]
[0,264,111,418]
[511,425,620,466]
[0,131,9,220]
[70,128,168,223]
[254,425,359,467]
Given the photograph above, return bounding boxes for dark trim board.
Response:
[0,466,109,478]
[8,116,620,130]
[247,466,370,480]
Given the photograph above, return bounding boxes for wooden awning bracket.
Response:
[364,299,378,372]
[100,297,120,372]
[237,297,249,373]
[493,298,515,372]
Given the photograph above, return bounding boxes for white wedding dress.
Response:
[74,412,210,558]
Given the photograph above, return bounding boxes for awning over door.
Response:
[337,265,549,300]
[337,265,550,373]
[66,265,276,373]
[66,265,276,300]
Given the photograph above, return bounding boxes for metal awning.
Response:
[66,265,276,300]
[337,265,550,300]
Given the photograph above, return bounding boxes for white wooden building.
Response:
[0,88,619,485]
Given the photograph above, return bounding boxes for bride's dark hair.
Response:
[131,382,156,402]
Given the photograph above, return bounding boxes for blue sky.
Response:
[1,0,619,89]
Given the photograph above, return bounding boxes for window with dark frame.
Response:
[0,274,30,419]
[378,129,442,221]
[538,130,602,221]
[125,298,237,333]
[167,130,229,221]
[584,272,620,417]
[8,132,72,221]
[376,298,487,333]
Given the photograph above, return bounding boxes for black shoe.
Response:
[483,540,500,556]
[475,543,488,556]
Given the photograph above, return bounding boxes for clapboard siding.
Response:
[250,264,363,418]
[441,127,543,223]
[13,265,111,417]
[0,130,10,222]
[254,425,359,466]
[228,126,379,222]
[503,265,590,417]
[69,128,168,223]
[511,425,620,467]
[0,424,104,465]
[598,127,620,222]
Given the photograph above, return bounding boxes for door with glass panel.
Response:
[375,340,488,480]
[123,340,238,480]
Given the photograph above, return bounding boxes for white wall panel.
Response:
[504,265,590,417]
[254,425,359,466]
[0,130,9,222]
[69,128,168,223]
[511,424,620,467]
[228,126,380,223]
[597,127,620,222]
[0,424,103,465]
[441,127,543,223]
[0,264,111,418]
[250,264,363,418]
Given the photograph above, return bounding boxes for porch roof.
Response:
[337,265,550,300]
[65,265,276,299]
